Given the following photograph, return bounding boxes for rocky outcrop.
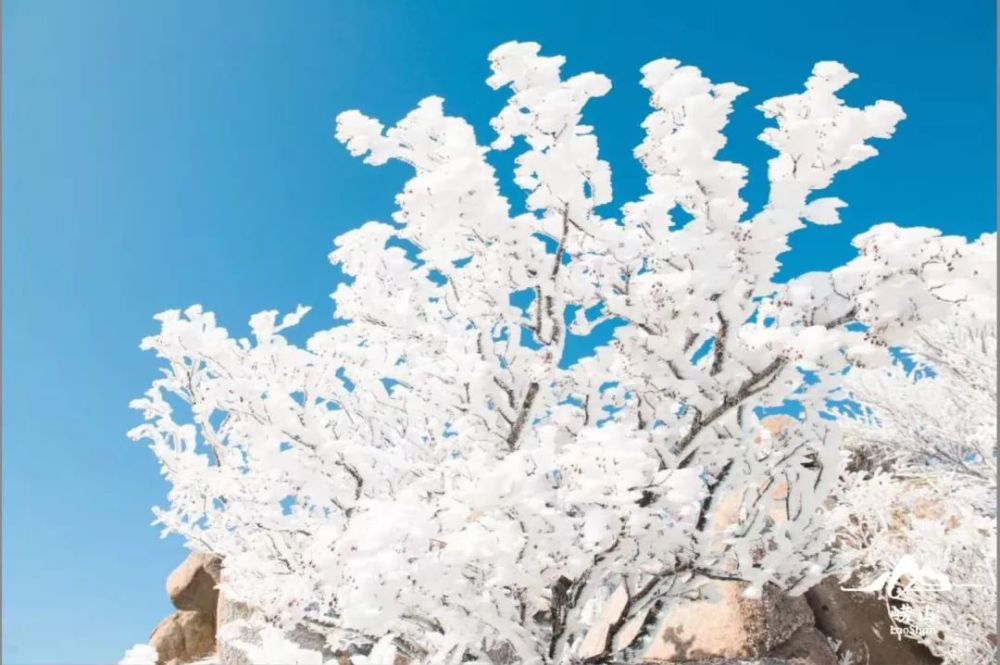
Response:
[806,576,941,665]
[641,582,832,663]
[147,552,222,665]
[142,554,942,665]
[767,626,838,665]
[577,579,832,663]
[168,553,222,615]
[149,610,216,665]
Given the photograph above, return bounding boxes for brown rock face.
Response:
[767,626,838,665]
[167,553,222,615]
[149,610,216,665]
[645,582,816,661]
[740,585,817,656]
[805,577,941,665]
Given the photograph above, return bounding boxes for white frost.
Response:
[129,41,996,664]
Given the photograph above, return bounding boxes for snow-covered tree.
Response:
[833,317,997,665]
[843,320,996,486]
[129,42,996,664]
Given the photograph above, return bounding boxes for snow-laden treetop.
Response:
[130,42,995,664]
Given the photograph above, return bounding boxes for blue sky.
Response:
[2,1,995,662]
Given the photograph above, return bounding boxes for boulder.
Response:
[767,626,837,665]
[167,553,222,615]
[149,610,216,665]
[644,582,814,661]
[805,576,941,665]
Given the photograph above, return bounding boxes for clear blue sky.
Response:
[2,1,995,663]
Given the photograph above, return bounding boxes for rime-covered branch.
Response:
[129,41,995,664]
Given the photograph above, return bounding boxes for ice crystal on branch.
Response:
[834,317,997,665]
[130,42,995,664]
